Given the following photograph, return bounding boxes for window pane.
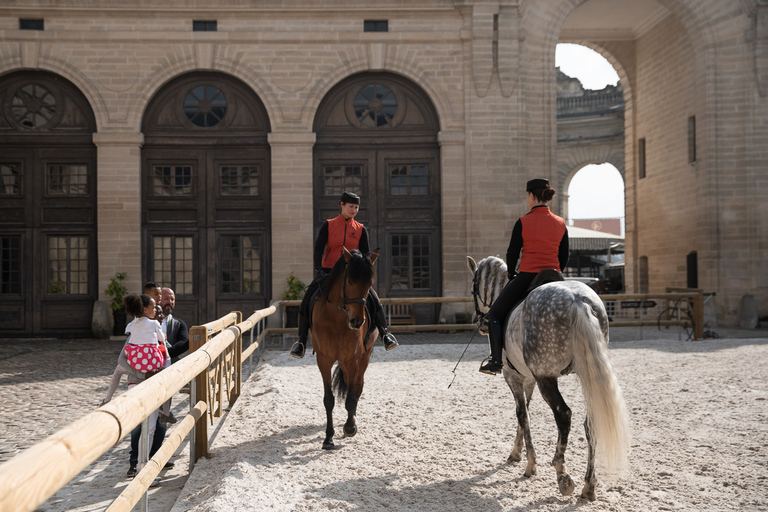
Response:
[220,165,259,196]
[323,165,362,196]
[48,164,88,195]
[0,163,21,196]
[389,164,428,196]
[219,236,240,294]
[0,236,21,294]
[152,235,194,295]
[47,236,88,294]
[390,234,409,290]
[153,165,193,196]
[412,234,430,289]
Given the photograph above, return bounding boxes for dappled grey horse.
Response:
[468,255,630,501]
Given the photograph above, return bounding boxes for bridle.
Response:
[325,260,368,327]
[472,272,493,325]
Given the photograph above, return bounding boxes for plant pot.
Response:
[285,305,300,328]
[113,310,127,336]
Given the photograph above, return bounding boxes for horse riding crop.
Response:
[447,324,482,389]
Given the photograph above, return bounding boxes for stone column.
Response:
[438,130,469,323]
[92,132,144,300]
[268,131,316,299]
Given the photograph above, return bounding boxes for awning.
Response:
[567,226,624,252]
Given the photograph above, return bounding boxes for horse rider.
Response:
[479,178,570,375]
[290,190,399,358]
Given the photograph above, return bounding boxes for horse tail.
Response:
[331,364,348,400]
[571,298,631,479]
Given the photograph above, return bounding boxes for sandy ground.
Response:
[166,336,768,512]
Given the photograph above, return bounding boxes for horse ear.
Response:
[467,256,477,275]
[342,246,352,262]
[369,248,379,265]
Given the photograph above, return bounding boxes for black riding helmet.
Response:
[340,191,360,205]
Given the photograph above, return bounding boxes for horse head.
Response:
[338,246,378,330]
[467,255,507,334]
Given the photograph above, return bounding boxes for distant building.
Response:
[573,219,622,237]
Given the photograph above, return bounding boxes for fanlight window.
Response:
[184,85,227,127]
[11,83,57,129]
[353,84,397,128]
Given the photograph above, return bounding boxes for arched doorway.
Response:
[313,73,441,322]
[142,73,271,326]
[0,71,98,336]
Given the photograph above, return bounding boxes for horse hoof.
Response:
[507,452,522,463]
[344,425,357,437]
[322,441,335,450]
[558,474,575,496]
[580,486,597,501]
[523,465,537,478]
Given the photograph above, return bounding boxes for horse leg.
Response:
[343,379,358,437]
[503,370,537,476]
[504,372,535,464]
[581,417,598,501]
[537,377,575,496]
[318,358,335,450]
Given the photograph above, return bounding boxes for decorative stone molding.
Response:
[438,130,466,146]
[20,41,40,69]
[196,43,215,69]
[497,10,519,98]
[268,131,316,146]
[92,132,144,147]
[368,43,386,71]
[756,5,768,97]
[472,9,495,97]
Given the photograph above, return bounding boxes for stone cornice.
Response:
[92,132,144,147]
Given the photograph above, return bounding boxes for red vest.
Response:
[519,206,566,273]
[321,214,364,269]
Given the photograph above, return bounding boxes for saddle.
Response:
[526,268,564,293]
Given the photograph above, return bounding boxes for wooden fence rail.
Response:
[277,291,704,338]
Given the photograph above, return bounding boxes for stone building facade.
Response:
[0,0,766,335]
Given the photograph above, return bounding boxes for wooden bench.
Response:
[388,303,416,325]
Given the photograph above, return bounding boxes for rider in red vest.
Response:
[479,178,569,375]
[290,191,399,358]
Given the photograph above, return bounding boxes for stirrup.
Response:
[382,331,399,351]
[479,356,503,375]
[290,340,306,359]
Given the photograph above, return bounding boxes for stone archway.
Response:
[141,72,271,326]
[313,72,441,323]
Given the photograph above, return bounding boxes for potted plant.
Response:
[105,272,128,335]
[282,273,306,328]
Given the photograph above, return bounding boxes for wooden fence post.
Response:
[189,325,210,461]
[693,289,704,340]
[234,311,243,404]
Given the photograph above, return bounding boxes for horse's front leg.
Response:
[503,370,537,476]
[504,372,536,464]
[538,377,575,496]
[343,380,358,437]
[318,357,335,450]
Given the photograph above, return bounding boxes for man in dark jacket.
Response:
[161,287,189,363]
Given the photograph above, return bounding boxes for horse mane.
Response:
[321,249,374,300]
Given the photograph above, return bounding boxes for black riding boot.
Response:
[374,305,399,351]
[479,319,504,375]
[290,311,310,359]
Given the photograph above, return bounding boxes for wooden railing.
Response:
[278,291,705,338]
[0,306,275,512]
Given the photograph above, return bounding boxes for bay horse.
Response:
[310,247,379,450]
[467,256,630,500]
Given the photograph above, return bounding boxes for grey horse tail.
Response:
[332,364,348,400]
[570,297,631,479]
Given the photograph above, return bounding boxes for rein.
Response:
[324,261,368,327]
